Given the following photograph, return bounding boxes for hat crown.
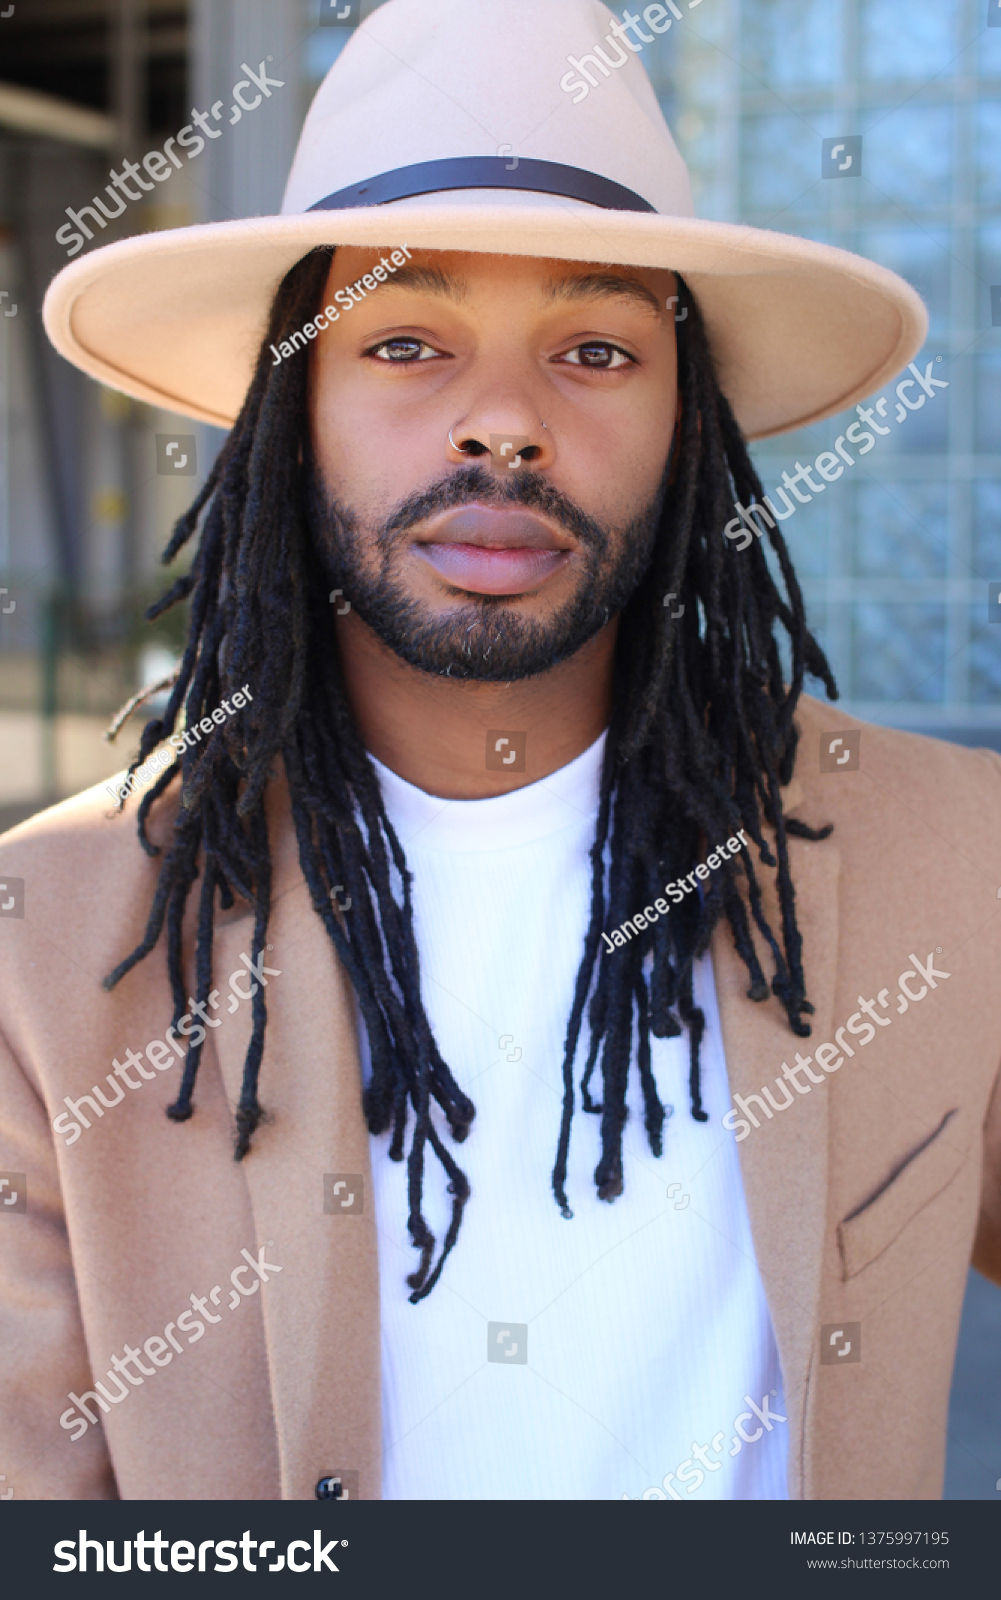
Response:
[281,0,694,218]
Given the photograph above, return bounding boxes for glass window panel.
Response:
[977,102,1001,209]
[859,226,951,338]
[976,352,1001,453]
[740,0,843,89]
[859,0,958,81]
[970,622,1001,705]
[804,609,834,685]
[768,406,858,467]
[973,481,1001,579]
[979,15,1001,76]
[740,114,824,216]
[980,225,1001,336]
[857,346,950,455]
[831,370,946,458]
[754,474,830,578]
[771,602,835,688]
[862,106,953,210]
[305,26,350,85]
[854,480,948,578]
[851,603,945,702]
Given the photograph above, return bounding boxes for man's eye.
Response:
[560,343,634,370]
[367,338,441,363]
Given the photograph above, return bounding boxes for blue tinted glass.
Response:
[980,226,1001,335]
[970,624,1001,704]
[859,0,957,80]
[981,13,1001,76]
[862,106,953,209]
[741,114,823,215]
[805,610,834,683]
[851,603,945,701]
[976,353,1001,452]
[887,362,950,454]
[854,480,948,577]
[977,103,1001,208]
[859,226,950,338]
[752,468,830,577]
[741,0,843,88]
[973,481,1001,579]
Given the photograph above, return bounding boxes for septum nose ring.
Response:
[448,423,548,453]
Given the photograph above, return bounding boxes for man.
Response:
[4,0,1000,1502]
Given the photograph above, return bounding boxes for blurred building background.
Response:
[0,0,998,1496]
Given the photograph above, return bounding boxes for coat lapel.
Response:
[710,779,840,1500]
[208,777,382,1500]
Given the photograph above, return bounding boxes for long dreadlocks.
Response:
[105,247,837,1301]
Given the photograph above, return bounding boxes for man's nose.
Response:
[446,404,555,473]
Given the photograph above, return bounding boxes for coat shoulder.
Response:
[0,779,183,991]
[793,693,1001,852]
[0,776,180,880]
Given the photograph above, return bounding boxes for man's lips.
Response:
[412,505,575,595]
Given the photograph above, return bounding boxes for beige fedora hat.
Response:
[42,0,927,439]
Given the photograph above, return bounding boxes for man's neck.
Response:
[335,610,616,800]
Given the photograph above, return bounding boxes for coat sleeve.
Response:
[0,1026,117,1499]
[973,1052,1001,1287]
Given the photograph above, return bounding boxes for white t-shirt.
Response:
[358,732,787,1500]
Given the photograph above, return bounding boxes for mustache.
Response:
[377,465,610,552]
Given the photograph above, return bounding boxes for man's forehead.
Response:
[339,250,666,315]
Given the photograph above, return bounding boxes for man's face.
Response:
[308,248,678,679]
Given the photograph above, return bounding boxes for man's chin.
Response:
[352,593,610,682]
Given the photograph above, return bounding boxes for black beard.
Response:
[309,464,664,682]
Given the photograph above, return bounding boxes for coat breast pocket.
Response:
[836,1108,969,1281]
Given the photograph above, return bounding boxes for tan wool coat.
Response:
[1,693,1000,1501]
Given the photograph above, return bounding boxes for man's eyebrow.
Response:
[542,272,664,316]
[377,263,467,300]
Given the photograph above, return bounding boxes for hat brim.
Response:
[42,197,928,440]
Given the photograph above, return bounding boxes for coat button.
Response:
[315,1475,344,1500]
